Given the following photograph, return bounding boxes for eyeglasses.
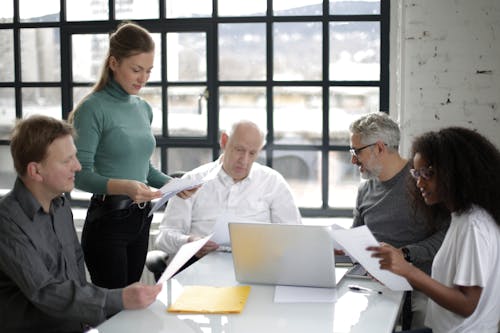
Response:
[409,166,434,180]
[349,143,377,158]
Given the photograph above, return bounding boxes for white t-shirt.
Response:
[425,205,500,333]
[155,158,302,254]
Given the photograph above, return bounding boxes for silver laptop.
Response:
[229,222,348,288]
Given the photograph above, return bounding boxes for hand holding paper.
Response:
[156,234,213,285]
[331,226,412,291]
[149,166,220,216]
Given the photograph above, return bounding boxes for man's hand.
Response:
[177,185,201,199]
[334,249,345,256]
[188,235,219,258]
[122,282,162,310]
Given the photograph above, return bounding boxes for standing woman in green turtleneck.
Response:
[69,22,192,289]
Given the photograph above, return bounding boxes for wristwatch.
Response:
[401,247,412,263]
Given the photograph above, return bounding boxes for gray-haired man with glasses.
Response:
[347,112,449,330]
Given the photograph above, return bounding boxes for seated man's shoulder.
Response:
[252,163,286,181]
[184,161,218,178]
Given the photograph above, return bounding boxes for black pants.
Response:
[81,196,152,289]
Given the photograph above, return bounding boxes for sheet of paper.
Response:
[274,285,338,303]
[168,285,251,314]
[157,234,213,285]
[210,213,231,246]
[149,166,220,216]
[331,226,412,291]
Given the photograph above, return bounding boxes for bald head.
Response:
[220,121,265,182]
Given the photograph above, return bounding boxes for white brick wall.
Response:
[390,0,500,155]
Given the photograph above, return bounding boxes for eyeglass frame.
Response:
[409,166,434,180]
[349,142,378,158]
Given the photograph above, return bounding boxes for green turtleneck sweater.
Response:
[73,79,170,194]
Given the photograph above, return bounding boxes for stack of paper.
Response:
[168,285,251,314]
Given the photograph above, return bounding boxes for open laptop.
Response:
[228,222,348,288]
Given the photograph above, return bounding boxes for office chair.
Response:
[145,250,169,282]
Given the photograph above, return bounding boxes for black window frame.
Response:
[0,0,390,218]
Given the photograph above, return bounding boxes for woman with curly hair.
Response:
[369,127,500,333]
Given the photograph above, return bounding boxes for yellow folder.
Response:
[167,285,251,314]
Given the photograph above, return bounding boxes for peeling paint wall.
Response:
[393,0,500,154]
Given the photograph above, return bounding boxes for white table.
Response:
[95,252,404,333]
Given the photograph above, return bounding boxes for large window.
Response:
[0,0,389,217]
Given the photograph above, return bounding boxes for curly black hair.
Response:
[409,127,500,226]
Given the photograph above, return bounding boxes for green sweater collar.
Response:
[105,79,131,101]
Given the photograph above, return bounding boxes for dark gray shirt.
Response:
[0,178,122,332]
[353,163,449,274]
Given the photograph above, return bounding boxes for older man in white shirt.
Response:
[153,120,301,274]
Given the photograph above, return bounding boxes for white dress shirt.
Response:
[155,158,302,255]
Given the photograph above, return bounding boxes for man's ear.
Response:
[376,140,386,153]
[220,132,229,150]
[26,162,43,181]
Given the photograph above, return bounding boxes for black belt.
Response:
[92,194,141,211]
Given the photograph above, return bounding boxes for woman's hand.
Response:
[107,179,162,203]
[367,243,414,278]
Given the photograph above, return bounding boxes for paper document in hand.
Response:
[149,166,219,216]
[156,234,213,285]
[168,285,251,314]
[331,226,412,291]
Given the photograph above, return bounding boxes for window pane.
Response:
[19,0,59,22]
[166,148,213,173]
[330,22,380,81]
[167,86,207,137]
[167,33,206,82]
[218,0,266,16]
[328,151,360,208]
[72,34,108,82]
[21,28,60,82]
[273,0,322,16]
[329,86,379,145]
[150,33,162,82]
[274,86,322,145]
[139,86,162,135]
[67,0,108,21]
[166,0,212,18]
[151,147,162,171]
[273,150,321,208]
[116,0,159,19]
[0,2,13,22]
[330,0,380,15]
[219,23,266,81]
[219,87,266,132]
[274,22,322,81]
[22,88,61,119]
[0,88,16,140]
[0,30,14,82]
[72,87,93,110]
[0,146,16,193]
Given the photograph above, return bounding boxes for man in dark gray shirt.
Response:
[348,112,449,329]
[0,116,161,332]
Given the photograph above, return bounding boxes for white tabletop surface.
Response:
[95,252,404,333]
